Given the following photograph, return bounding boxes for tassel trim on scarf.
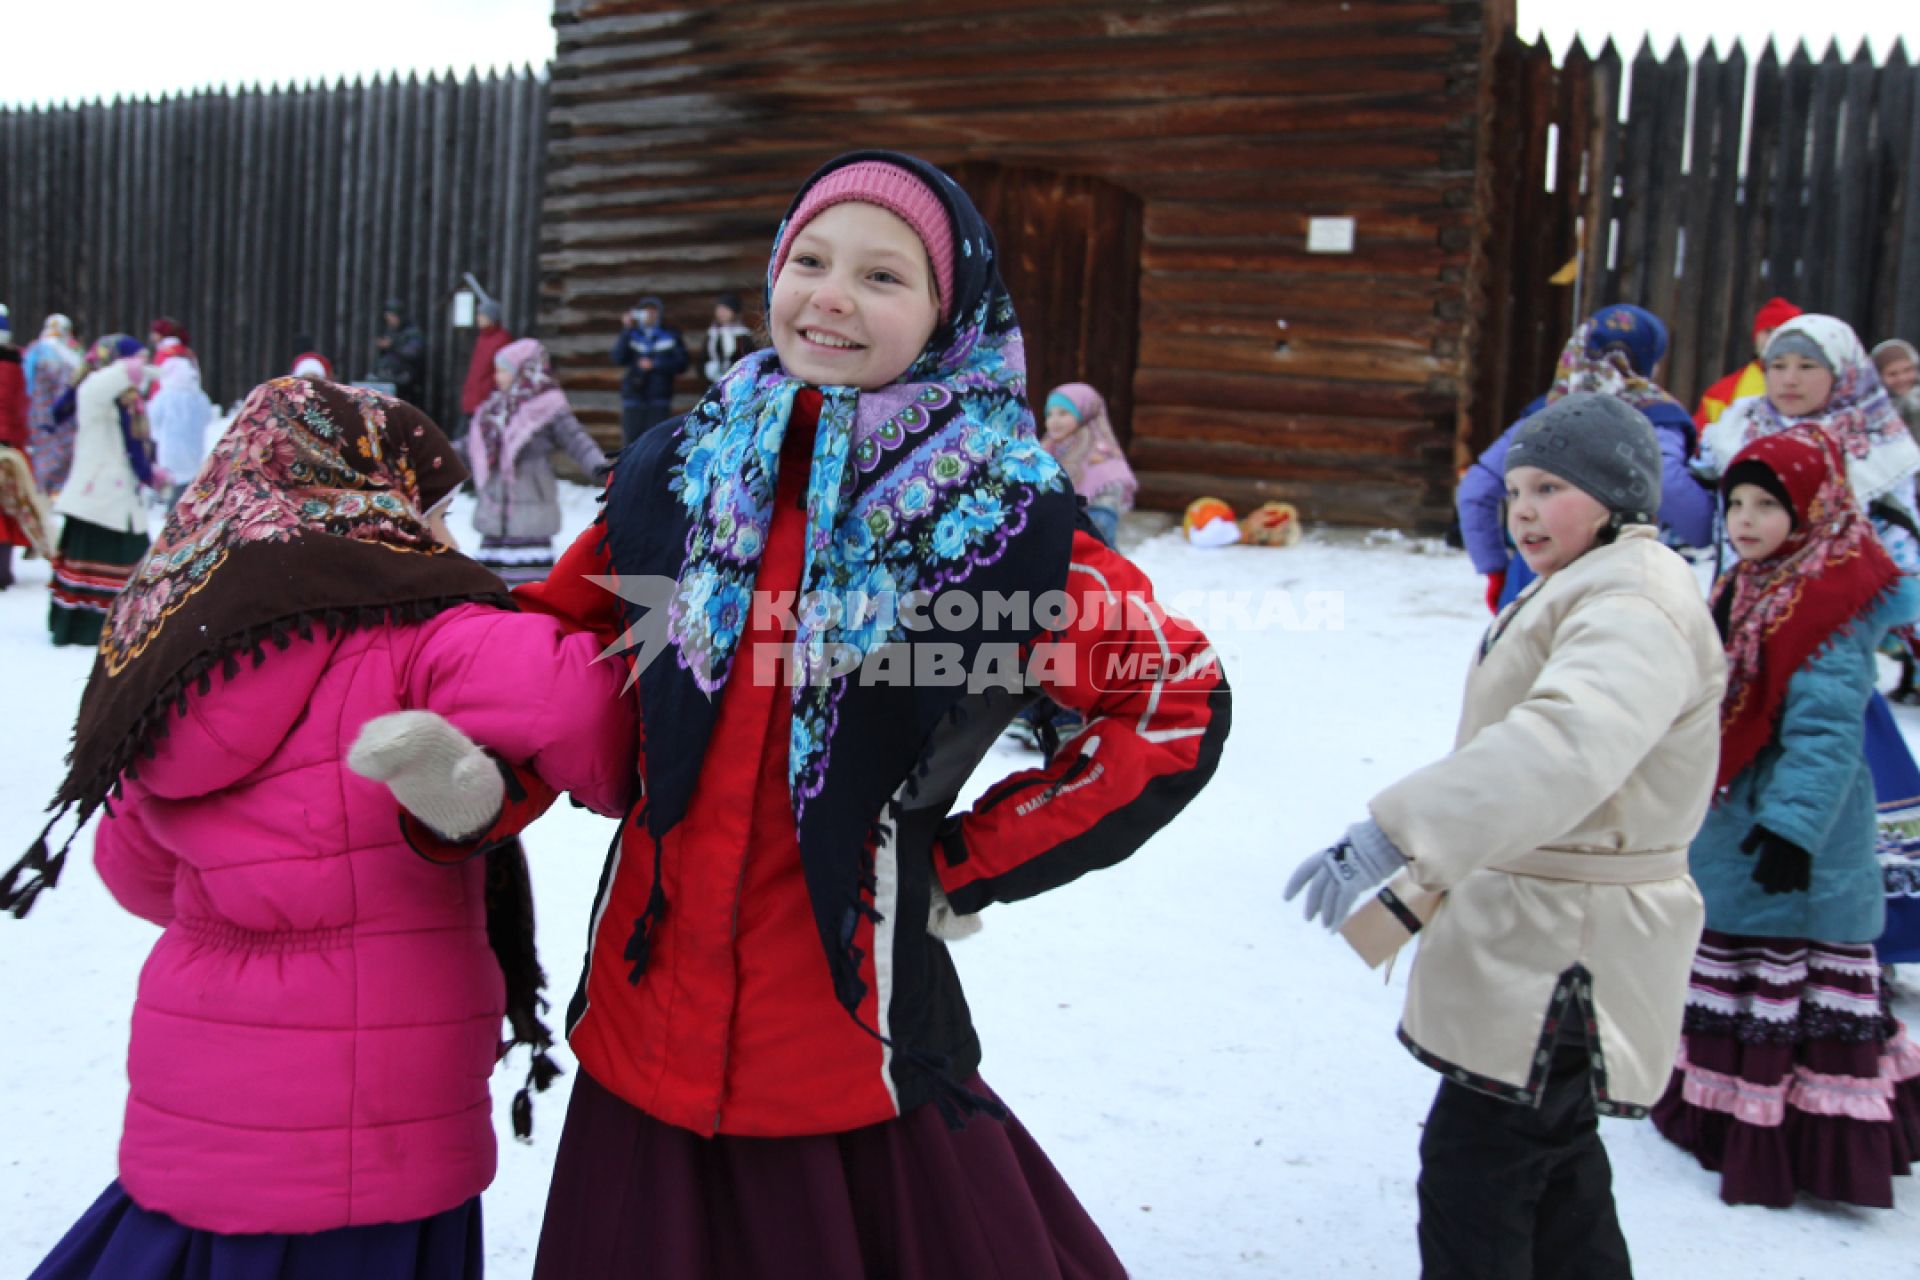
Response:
[5,591,508,921]
[616,796,667,985]
[0,820,65,919]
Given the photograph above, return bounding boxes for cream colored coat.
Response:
[1370,527,1726,1115]
[54,363,150,533]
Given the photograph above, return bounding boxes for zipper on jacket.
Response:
[978,748,1095,818]
[712,765,762,1134]
[975,771,1055,815]
[1041,752,1095,802]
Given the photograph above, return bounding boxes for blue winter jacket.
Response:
[1457,398,1714,574]
[611,324,690,406]
[1692,575,1920,943]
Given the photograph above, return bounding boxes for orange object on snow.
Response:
[1183,496,1240,547]
[1238,501,1302,547]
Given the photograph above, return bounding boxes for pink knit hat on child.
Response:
[772,161,956,322]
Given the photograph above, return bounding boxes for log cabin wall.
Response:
[543,0,1507,529]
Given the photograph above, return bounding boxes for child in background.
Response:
[1701,315,1920,565]
[1696,297,1804,429]
[1698,315,1920,966]
[1457,304,1713,612]
[1871,338,1920,434]
[460,299,514,437]
[0,434,52,589]
[24,314,85,494]
[610,295,689,445]
[701,290,758,383]
[1868,340,1920,702]
[49,337,154,647]
[146,355,214,511]
[1014,385,1142,754]
[1653,426,1920,1208]
[1009,385,1140,751]
[1289,393,1725,1276]
[8,378,634,1277]
[366,149,1230,1279]
[463,338,607,585]
[0,306,34,588]
[1041,381,1136,545]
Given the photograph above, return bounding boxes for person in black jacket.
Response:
[610,296,689,444]
[373,300,427,406]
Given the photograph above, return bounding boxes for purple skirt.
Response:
[1652,930,1920,1208]
[29,1181,482,1280]
[533,1070,1128,1280]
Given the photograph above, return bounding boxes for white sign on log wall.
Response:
[1307,217,1356,254]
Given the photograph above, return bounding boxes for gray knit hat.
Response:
[1764,329,1832,372]
[1505,392,1661,525]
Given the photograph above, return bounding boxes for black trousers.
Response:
[620,400,672,446]
[1416,1039,1632,1280]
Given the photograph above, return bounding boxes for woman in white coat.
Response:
[1286,394,1727,1277]
[147,355,214,510]
[50,336,155,646]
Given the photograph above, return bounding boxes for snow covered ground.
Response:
[3,484,1918,1278]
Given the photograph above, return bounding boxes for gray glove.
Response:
[347,711,504,842]
[1284,819,1410,930]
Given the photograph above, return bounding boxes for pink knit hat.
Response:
[773,161,956,322]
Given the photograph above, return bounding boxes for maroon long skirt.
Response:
[1651,929,1920,1208]
[533,1070,1129,1280]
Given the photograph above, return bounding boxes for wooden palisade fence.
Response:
[0,70,549,431]
[1475,34,1920,452]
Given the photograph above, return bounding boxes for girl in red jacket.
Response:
[375,151,1231,1278]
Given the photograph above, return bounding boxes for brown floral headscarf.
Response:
[5,377,510,914]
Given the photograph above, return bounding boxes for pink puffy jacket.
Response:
[92,604,634,1234]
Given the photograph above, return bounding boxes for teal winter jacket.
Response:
[1692,574,1920,943]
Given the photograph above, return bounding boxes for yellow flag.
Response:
[1549,256,1579,285]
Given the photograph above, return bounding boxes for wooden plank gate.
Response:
[1472,34,1920,456]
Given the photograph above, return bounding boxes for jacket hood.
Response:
[131,635,337,800]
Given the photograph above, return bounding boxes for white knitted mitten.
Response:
[347,711,504,842]
[928,876,983,941]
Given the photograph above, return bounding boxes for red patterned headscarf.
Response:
[1712,425,1900,790]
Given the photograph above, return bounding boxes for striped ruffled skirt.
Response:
[48,517,149,647]
[1651,928,1920,1207]
[474,534,555,587]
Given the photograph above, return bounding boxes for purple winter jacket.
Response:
[1457,399,1713,574]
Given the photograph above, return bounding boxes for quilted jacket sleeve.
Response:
[401,603,636,820]
[936,531,1231,913]
[94,790,178,926]
[1755,638,1875,855]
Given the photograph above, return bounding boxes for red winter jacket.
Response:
[509,418,1229,1138]
[0,347,28,448]
[461,328,514,417]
